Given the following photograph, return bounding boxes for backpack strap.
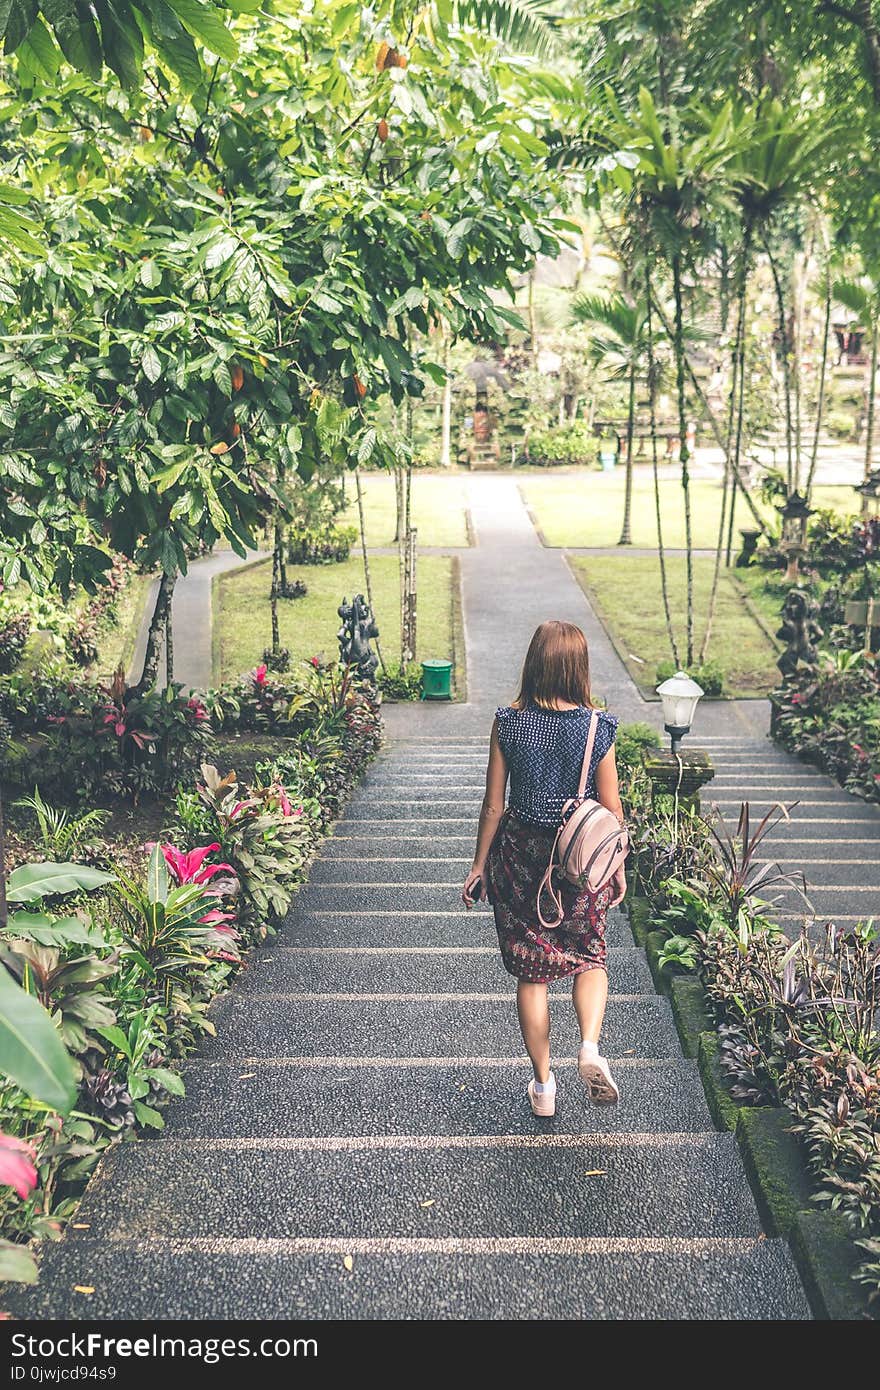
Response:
[536,823,565,930]
[576,709,600,798]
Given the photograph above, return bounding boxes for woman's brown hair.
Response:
[512,621,594,710]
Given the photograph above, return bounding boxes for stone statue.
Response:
[337,594,380,680]
[775,588,822,680]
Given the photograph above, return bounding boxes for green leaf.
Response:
[150,1066,185,1095]
[6,862,115,904]
[518,221,542,253]
[142,344,162,383]
[0,1240,37,1284]
[140,259,162,289]
[93,1023,130,1056]
[165,0,237,61]
[147,843,169,905]
[133,1098,165,1128]
[0,966,77,1113]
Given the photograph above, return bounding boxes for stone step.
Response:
[323,835,478,857]
[201,994,679,1060]
[70,1133,762,1243]
[236,945,654,997]
[311,855,472,883]
[170,1058,713,1138]
[281,909,635,949]
[773,886,880,917]
[340,798,880,823]
[7,1237,810,1320]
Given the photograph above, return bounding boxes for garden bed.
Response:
[620,728,879,1319]
[0,664,382,1289]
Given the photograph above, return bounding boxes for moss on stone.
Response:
[645,930,672,996]
[697,1031,742,1133]
[789,1209,872,1321]
[735,1107,813,1238]
[628,895,652,947]
[669,975,711,1057]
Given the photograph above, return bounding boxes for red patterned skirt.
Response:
[485,809,610,983]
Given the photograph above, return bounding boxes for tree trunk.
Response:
[527,267,538,370]
[646,260,680,668]
[355,467,386,674]
[726,220,754,565]
[618,358,636,546]
[393,466,404,545]
[0,781,8,931]
[672,253,695,667]
[702,249,745,661]
[649,292,766,531]
[864,317,879,515]
[165,606,174,685]
[764,233,795,494]
[440,330,453,467]
[805,253,832,502]
[128,571,176,698]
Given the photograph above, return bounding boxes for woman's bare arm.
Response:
[595,745,624,821]
[462,719,508,904]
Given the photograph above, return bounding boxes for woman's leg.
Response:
[572,967,608,1045]
[516,981,551,1082]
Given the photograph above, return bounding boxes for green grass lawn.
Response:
[93,570,153,680]
[339,471,470,547]
[522,473,856,549]
[569,553,782,697]
[214,554,457,686]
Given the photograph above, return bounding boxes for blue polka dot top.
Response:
[495,704,619,826]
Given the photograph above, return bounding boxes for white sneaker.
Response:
[527,1073,557,1117]
[578,1045,619,1105]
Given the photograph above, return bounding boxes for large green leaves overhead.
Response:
[0,0,237,85]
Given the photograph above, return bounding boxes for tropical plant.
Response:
[113,845,239,994]
[704,802,810,949]
[571,291,649,544]
[14,789,109,862]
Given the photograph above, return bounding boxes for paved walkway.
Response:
[128,550,265,693]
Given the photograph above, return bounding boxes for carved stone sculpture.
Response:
[337,594,380,680]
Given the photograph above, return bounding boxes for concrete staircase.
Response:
[686,734,880,931]
[11,737,811,1320]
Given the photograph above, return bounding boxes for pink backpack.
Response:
[536,709,629,929]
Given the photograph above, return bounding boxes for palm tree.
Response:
[627,88,746,665]
[571,291,648,545]
[834,275,880,512]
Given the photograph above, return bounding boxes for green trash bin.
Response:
[420,658,453,700]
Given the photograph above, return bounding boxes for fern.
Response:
[452,0,558,57]
[15,788,109,861]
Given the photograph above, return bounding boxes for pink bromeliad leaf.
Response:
[0,1134,38,1201]
[161,843,236,887]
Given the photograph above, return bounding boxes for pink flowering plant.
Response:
[170,763,317,939]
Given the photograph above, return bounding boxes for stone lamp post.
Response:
[776,491,815,582]
[642,671,715,811]
[854,468,880,520]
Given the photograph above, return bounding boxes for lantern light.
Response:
[655,671,705,752]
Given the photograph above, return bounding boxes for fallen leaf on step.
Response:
[419,1199,435,1208]
[72,1223,90,1230]
[584,1170,607,1178]
[73,1286,94,1295]
[342,1255,354,1272]
[623,1050,635,1056]
[237,1073,256,1081]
